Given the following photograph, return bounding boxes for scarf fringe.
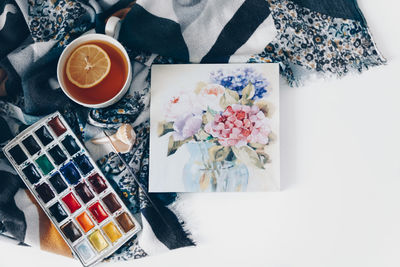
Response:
[285,50,386,87]
[168,194,198,247]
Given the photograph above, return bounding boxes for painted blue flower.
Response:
[209,67,269,99]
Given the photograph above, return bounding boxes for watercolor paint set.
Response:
[3,112,140,266]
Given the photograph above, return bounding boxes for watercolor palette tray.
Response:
[3,112,140,266]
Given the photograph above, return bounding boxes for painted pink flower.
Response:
[205,104,271,147]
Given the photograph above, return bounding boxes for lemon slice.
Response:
[66,44,111,88]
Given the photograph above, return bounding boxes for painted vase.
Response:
[182,142,249,192]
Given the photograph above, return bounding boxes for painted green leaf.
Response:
[240,98,254,106]
[232,145,265,169]
[158,121,174,137]
[255,100,269,116]
[207,107,218,115]
[257,151,269,165]
[167,136,191,156]
[199,172,211,191]
[220,89,240,109]
[249,143,266,149]
[194,81,207,94]
[241,82,255,100]
[203,107,217,124]
[208,145,231,162]
[195,129,211,141]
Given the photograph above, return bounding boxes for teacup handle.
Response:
[105,16,121,39]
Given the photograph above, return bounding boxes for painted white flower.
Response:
[164,91,201,122]
[195,83,225,112]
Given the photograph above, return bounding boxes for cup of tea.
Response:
[57,23,131,108]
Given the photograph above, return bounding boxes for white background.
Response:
[1,0,400,266]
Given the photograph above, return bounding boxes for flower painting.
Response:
[149,64,279,192]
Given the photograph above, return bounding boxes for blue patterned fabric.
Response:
[27,0,92,46]
[0,0,195,260]
[248,0,385,85]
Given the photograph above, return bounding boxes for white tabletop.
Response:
[2,0,400,266]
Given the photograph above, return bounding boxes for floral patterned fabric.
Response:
[97,122,151,214]
[27,0,93,47]
[249,0,386,85]
[89,94,147,128]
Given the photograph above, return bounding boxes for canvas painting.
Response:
[149,64,279,192]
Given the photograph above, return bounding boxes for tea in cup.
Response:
[57,33,131,108]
